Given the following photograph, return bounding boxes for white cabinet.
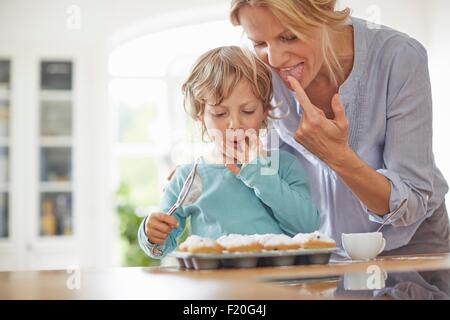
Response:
[27,60,78,270]
[38,61,74,238]
[0,60,10,237]
[0,58,12,270]
[0,53,100,271]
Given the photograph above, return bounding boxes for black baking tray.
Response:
[170,248,337,270]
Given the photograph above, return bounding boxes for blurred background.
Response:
[0,0,449,271]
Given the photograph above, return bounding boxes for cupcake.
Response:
[261,234,301,251]
[178,235,224,254]
[293,231,336,249]
[217,234,262,253]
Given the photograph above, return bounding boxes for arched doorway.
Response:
[109,19,244,266]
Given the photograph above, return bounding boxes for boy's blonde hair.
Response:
[230,0,351,87]
[182,46,273,139]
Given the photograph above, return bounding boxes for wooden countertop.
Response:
[1,253,449,300]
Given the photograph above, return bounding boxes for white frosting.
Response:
[181,232,335,251]
[263,234,297,247]
[252,234,278,245]
[292,233,310,243]
[217,234,259,248]
[293,231,335,244]
[180,235,219,249]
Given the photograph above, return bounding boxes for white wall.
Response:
[427,0,450,207]
[338,0,429,46]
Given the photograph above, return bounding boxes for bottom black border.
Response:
[0,300,447,318]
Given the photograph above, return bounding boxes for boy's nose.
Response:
[228,116,240,130]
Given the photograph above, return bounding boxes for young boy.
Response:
[138,46,320,258]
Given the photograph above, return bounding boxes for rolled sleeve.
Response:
[362,169,409,226]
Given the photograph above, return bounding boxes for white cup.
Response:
[341,232,386,261]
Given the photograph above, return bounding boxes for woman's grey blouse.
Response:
[270,17,449,256]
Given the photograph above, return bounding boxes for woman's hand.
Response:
[145,212,179,245]
[287,76,351,167]
[288,76,391,215]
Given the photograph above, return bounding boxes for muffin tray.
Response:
[170,248,337,270]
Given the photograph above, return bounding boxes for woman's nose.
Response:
[267,44,289,69]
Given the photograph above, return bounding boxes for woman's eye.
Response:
[253,42,266,48]
[281,34,298,42]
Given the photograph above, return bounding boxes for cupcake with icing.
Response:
[261,234,300,251]
[178,235,224,254]
[293,231,336,249]
[217,234,262,253]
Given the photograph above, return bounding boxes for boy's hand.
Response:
[225,134,264,175]
[145,212,179,245]
[240,134,263,164]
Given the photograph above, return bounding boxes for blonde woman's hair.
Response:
[230,0,351,87]
[182,46,274,139]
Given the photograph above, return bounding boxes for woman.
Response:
[229,0,449,256]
